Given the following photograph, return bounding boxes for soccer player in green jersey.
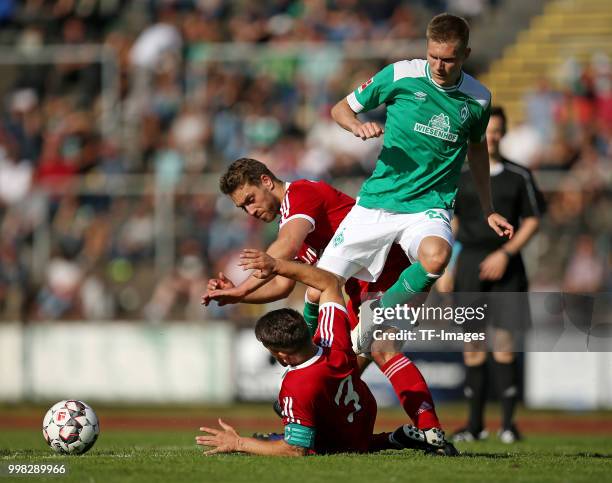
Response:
[317,13,514,322]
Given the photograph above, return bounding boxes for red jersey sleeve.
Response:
[278,393,316,428]
[313,303,353,353]
[280,181,325,231]
[295,243,319,265]
[278,366,321,428]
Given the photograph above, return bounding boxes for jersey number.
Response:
[334,375,362,423]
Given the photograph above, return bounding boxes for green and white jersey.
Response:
[347,59,491,213]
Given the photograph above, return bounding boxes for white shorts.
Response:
[318,204,453,282]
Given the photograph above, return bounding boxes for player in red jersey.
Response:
[196,249,457,456]
[202,158,443,432]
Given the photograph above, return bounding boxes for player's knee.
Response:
[464,350,486,366]
[418,238,451,274]
[356,355,372,375]
[371,350,397,367]
[305,287,321,304]
[492,352,514,364]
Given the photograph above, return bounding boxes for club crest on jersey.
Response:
[460,101,470,123]
[332,228,346,248]
[414,113,458,143]
[358,78,373,93]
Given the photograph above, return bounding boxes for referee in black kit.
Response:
[445,106,546,444]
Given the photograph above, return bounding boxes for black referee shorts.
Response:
[454,248,531,334]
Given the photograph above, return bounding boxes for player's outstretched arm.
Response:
[331,98,383,141]
[202,219,312,306]
[202,271,295,306]
[196,419,307,456]
[239,249,344,307]
[467,140,514,239]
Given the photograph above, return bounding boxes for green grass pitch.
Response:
[1,405,612,483]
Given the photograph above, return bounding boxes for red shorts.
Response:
[344,244,410,329]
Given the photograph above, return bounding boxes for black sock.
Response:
[464,362,487,435]
[494,360,517,430]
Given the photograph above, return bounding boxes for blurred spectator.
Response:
[563,235,605,293]
[5,88,43,163]
[0,240,29,320]
[171,105,209,173]
[112,198,155,262]
[129,9,182,70]
[34,251,84,320]
[524,78,560,146]
[143,240,209,323]
[446,0,486,21]
[0,145,33,206]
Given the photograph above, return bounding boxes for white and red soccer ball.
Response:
[42,400,100,455]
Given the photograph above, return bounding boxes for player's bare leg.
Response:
[380,236,451,309]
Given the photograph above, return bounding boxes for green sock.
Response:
[380,262,439,309]
[303,299,320,337]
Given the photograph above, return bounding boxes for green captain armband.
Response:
[284,423,316,449]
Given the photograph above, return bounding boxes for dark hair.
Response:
[219,158,280,195]
[255,308,311,351]
[426,13,470,51]
[489,105,507,131]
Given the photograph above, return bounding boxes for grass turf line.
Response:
[1,430,611,483]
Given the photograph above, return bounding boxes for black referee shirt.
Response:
[454,158,546,250]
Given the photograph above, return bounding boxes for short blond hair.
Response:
[426,13,470,51]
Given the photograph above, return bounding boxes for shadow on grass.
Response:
[571,453,612,459]
[0,449,42,458]
[87,451,135,458]
[460,452,612,460]
[459,452,513,459]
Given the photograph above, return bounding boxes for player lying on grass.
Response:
[196,249,458,456]
[202,158,443,432]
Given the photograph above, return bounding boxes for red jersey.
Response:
[278,303,377,454]
[280,180,355,253]
[280,179,410,327]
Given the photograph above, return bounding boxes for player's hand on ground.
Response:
[201,272,235,306]
[479,250,509,281]
[351,121,384,140]
[196,419,240,455]
[487,213,514,239]
[238,249,277,279]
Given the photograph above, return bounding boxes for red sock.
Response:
[381,354,441,429]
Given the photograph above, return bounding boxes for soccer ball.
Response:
[42,400,100,455]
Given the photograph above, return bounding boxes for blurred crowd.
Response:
[0,0,609,323]
[506,54,612,294]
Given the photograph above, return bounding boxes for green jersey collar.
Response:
[425,62,464,92]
